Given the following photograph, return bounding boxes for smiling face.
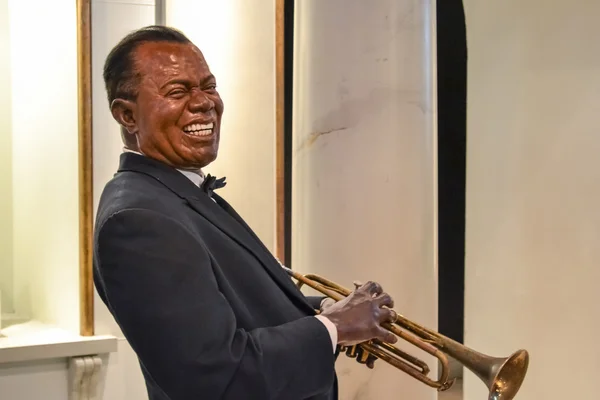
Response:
[111,41,224,170]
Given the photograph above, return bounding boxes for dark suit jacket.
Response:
[93,153,338,400]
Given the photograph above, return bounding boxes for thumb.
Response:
[353,280,364,290]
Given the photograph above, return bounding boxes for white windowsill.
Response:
[0,321,118,364]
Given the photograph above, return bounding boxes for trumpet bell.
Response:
[487,349,529,400]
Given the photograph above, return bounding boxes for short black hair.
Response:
[103,25,191,105]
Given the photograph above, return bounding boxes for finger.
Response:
[376,327,398,344]
[361,281,383,296]
[389,309,398,323]
[378,308,398,324]
[374,293,394,309]
[353,280,364,290]
[320,298,336,311]
[356,348,371,364]
[345,345,359,358]
[366,354,378,369]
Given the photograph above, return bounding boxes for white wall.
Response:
[8,0,80,333]
[166,0,277,251]
[0,0,90,398]
[0,0,14,316]
[463,1,600,399]
[291,1,438,399]
[0,359,69,399]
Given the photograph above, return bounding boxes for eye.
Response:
[204,84,218,92]
[167,88,187,98]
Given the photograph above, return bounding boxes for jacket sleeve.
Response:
[94,208,335,400]
[305,296,326,310]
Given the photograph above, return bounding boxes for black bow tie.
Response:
[201,174,227,196]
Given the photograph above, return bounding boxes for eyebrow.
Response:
[160,74,216,90]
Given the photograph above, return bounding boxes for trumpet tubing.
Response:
[282,266,529,400]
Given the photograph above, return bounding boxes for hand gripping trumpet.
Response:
[281,266,529,400]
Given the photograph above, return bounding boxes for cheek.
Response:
[212,95,224,116]
[147,103,184,132]
[137,113,180,151]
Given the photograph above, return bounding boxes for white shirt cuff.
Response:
[314,315,338,353]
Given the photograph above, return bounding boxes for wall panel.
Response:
[464,1,600,398]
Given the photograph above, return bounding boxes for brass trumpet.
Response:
[282,266,529,400]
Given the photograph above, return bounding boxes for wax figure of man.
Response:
[93,25,399,400]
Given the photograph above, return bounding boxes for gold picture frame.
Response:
[77,0,94,337]
[275,0,287,264]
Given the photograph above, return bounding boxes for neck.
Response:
[122,147,205,178]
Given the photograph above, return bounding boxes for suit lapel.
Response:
[213,195,273,257]
[212,194,313,310]
[186,194,267,266]
[117,153,314,313]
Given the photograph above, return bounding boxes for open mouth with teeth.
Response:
[182,122,214,137]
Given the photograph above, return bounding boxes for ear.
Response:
[110,98,138,134]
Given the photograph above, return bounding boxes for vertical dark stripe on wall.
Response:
[155,0,166,25]
[283,0,295,268]
[436,0,467,344]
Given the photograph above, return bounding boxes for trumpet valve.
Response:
[345,345,359,358]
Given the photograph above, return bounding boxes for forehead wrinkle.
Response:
[136,57,180,89]
[134,42,213,89]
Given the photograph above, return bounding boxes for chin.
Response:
[194,150,218,169]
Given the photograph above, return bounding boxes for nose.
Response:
[189,89,214,112]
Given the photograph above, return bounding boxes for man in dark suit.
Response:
[93,25,399,400]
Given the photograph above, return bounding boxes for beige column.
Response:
[464,1,600,398]
[291,1,438,399]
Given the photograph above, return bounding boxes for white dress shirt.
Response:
[122,148,338,352]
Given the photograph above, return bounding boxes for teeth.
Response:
[183,122,214,136]
[184,122,214,131]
